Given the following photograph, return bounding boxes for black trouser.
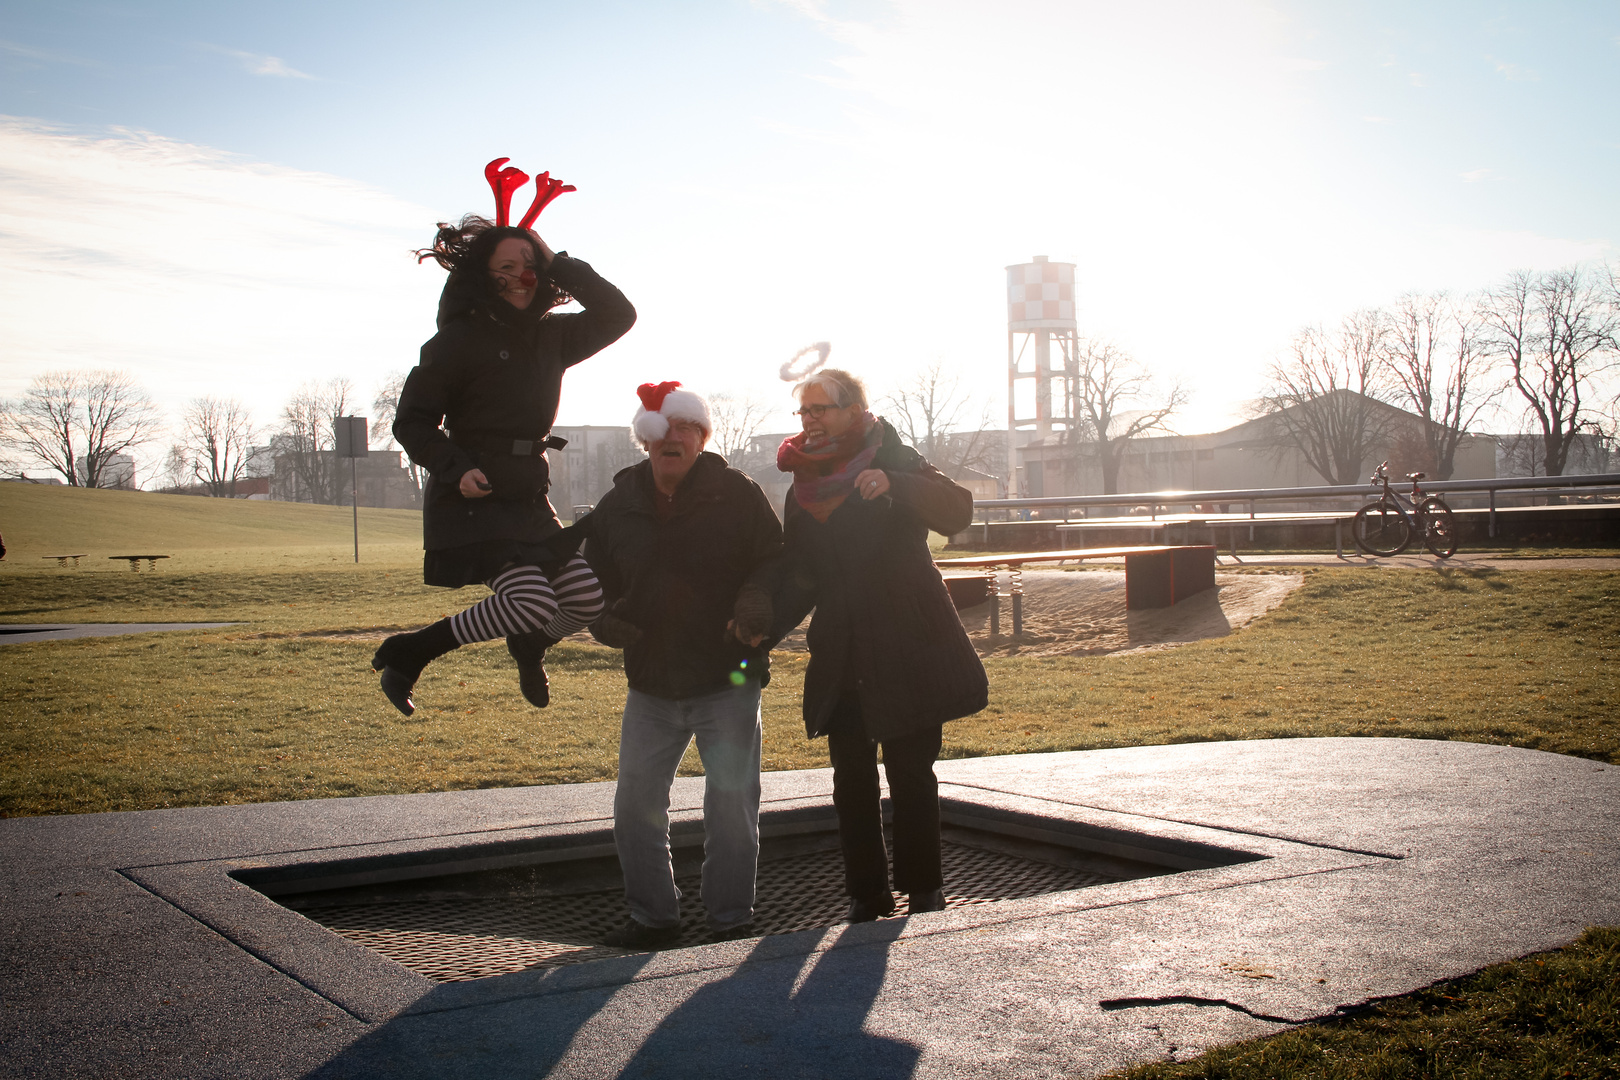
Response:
[826,696,944,899]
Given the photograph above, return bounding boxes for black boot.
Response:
[506,631,559,708]
[846,891,896,923]
[371,619,459,717]
[907,888,947,914]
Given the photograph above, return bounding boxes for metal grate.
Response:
[290,839,1121,982]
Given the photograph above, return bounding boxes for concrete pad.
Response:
[2,738,1615,1078]
[0,623,238,645]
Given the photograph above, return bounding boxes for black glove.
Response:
[590,598,644,650]
[727,584,773,646]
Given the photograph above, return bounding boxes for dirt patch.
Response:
[775,570,1303,658]
[971,569,1300,657]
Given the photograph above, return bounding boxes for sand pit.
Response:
[773,569,1302,658]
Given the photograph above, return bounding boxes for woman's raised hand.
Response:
[460,468,493,498]
[855,469,890,500]
[530,232,557,270]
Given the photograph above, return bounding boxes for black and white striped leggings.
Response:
[448,555,604,646]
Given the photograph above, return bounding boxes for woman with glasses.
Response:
[773,368,988,921]
[372,207,635,716]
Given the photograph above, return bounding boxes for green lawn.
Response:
[0,479,424,571]
[2,559,1614,816]
[1107,927,1620,1080]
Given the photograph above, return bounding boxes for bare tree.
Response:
[181,397,257,498]
[0,370,161,487]
[882,361,998,480]
[158,444,194,493]
[1480,265,1620,476]
[1378,293,1495,480]
[277,379,354,504]
[707,392,773,470]
[1261,311,1398,485]
[1063,340,1188,494]
[371,373,424,508]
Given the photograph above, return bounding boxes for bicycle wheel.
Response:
[1420,497,1458,558]
[1353,502,1412,556]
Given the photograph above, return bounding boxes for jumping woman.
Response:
[373,159,635,715]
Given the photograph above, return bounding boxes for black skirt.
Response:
[422,518,589,589]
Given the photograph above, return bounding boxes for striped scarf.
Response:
[776,412,882,523]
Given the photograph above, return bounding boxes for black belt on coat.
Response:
[447,431,569,457]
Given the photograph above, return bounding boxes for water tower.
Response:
[1006,255,1079,495]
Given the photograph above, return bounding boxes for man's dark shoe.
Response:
[602,918,683,951]
[506,632,558,708]
[846,892,896,923]
[907,888,947,914]
[706,921,756,944]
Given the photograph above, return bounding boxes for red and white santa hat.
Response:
[633,381,712,442]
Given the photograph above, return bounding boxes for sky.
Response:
[1,0,1617,480]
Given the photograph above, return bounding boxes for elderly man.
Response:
[585,381,781,948]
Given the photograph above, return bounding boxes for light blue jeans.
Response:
[614,681,762,931]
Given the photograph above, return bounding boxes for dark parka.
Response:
[775,419,988,742]
[585,452,783,701]
[394,253,635,586]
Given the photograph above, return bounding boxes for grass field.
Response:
[1106,926,1620,1080]
[2,557,1615,816]
[4,485,1617,817]
[0,480,425,570]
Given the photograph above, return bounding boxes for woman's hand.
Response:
[530,231,557,271]
[459,468,492,498]
[855,469,890,500]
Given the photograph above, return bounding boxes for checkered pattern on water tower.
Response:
[1006,260,1075,327]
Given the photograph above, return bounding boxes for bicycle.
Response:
[1351,461,1458,558]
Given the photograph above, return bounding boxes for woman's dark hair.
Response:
[415,214,569,310]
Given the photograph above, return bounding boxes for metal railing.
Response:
[970,472,1620,542]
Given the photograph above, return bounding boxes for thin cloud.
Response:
[1362,115,1395,124]
[0,117,436,424]
[1408,72,1427,87]
[1487,55,1539,81]
[1460,167,1493,183]
[0,38,99,67]
[199,43,317,80]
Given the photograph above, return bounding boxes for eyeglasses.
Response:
[795,403,844,420]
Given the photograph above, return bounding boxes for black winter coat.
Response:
[775,420,988,742]
[584,453,783,700]
[394,253,635,586]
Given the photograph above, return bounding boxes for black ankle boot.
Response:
[846,891,896,923]
[371,619,459,717]
[907,888,946,914]
[506,632,559,708]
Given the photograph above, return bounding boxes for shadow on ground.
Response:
[306,920,919,1079]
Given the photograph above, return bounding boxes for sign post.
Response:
[334,416,369,564]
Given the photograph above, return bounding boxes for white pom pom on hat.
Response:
[633,381,712,442]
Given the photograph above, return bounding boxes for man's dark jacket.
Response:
[394,253,635,584]
[774,419,988,742]
[585,452,783,700]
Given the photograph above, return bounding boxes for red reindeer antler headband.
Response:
[484,157,576,229]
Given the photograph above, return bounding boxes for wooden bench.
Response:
[936,545,1217,635]
[42,554,87,568]
[109,555,171,571]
